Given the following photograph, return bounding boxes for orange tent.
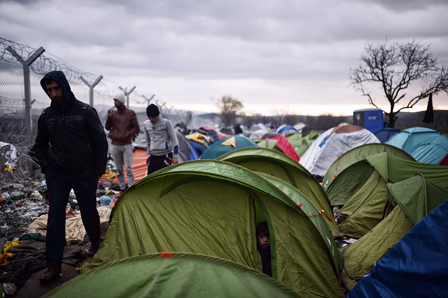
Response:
[113,148,147,184]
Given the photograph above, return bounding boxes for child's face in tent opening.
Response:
[258,234,270,248]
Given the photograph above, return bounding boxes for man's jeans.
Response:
[111,144,135,190]
[45,167,100,266]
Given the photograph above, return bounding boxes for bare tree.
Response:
[214,95,244,127]
[349,40,448,128]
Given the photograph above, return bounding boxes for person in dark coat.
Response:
[30,70,108,283]
[256,221,272,276]
[234,123,243,135]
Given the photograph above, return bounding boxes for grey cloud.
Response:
[1,0,448,112]
[351,0,447,11]
[0,0,41,3]
[107,0,448,46]
[33,0,447,48]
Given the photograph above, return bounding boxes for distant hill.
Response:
[390,110,448,133]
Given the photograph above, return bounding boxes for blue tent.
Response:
[386,127,448,164]
[276,125,297,136]
[347,199,448,298]
[200,135,258,159]
[374,127,400,143]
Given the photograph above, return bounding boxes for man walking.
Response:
[143,104,179,174]
[105,93,139,192]
[31,71,108,283]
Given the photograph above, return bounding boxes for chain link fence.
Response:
[0,37,209,180]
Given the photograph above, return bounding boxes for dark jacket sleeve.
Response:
[85,107,109,177]
[127,111,140,139]
[30,112,51,173]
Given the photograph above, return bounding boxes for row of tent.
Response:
[133,126,319,167]
[49,148,346,297]
[320,143,448,296]
[112,128,316,185]
[198,125,448,182]
[293,125,448,296]
[186,125,319,162]
[119,124,448,200]
[121,124,447,195]
[86,124,448,297]
[300,125,448,181]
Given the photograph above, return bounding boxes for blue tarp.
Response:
[189,143,200,160]
[347,199,448,298]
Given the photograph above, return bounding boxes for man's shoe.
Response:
[39,265,61,283]
[87,240,100,257]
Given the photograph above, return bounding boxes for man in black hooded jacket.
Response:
[31,70,108,283]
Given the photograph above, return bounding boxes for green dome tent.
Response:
[258,173,342,273]
[341,204,413,291]
[45,253,298,298]
[217,147,337,233]
[321,143,415,192]
[340,175,448,291]
[327,152,448,238]
[200,135,258,159]
[286,131,321,157]
[83,160,343,298]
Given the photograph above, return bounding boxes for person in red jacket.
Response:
[105,93,140,192]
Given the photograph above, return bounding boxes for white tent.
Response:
[249,129,267,140]
[299,125,380,179]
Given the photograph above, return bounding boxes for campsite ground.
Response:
[0,243,89,298]
[0,168,113,297]
[3,242,90,297]
[17,261,83,298]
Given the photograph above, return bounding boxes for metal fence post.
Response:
[119,86,136,108]
[80,75,103,107]
[142,94,155,106]
[6,46,45,148]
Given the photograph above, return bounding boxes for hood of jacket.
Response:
[40,70,76,112]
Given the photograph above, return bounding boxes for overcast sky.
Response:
[1,0,447,116]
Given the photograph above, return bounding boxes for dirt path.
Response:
[2,242,92,297]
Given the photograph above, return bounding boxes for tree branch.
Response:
[349,40,447,127]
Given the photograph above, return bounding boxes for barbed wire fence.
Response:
[0,36,200,180]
